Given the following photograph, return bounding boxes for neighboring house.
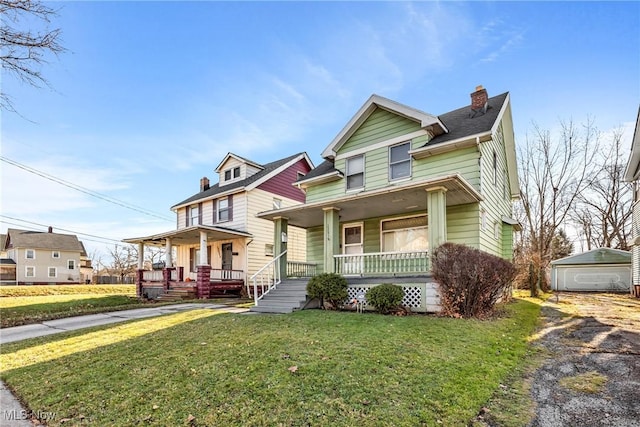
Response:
[255,86,520,312]
[1,228,85,285]
[0,233,15,284]
[623,105,640,297]
[124,152,313,299]
[550,248,631,292]
[79,242,94,284]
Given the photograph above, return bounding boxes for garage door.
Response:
[555,265,631,292]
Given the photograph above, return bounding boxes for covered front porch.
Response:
[258,174,483,279]
[124,225,252,299]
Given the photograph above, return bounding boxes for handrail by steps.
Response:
[250,250,287,306]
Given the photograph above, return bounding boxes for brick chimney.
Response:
[200,177,210,192]
[48,226,53,233]
[471,85,488,111]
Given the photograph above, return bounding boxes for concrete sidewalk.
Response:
[0,303,249,345]
[0,303,250,426]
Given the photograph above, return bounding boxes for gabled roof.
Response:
[172,152,312,209]
[321,94,448,159]
[215,153,264,173]
[550,248,631,266]
[623,105,640,182]
[422,92,509,147]
[294,159,343,188]
[6,228,84,252]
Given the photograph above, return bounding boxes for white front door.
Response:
[342,223,363,275]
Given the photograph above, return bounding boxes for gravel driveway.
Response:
[529,292,640,427]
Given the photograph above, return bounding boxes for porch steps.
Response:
[250,279,309,314]
[156,288,196,301]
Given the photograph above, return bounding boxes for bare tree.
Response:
[144,246,166,269]
[517,118,599,293]
[1,0,65,111]
[571,128,632,250]
[107,244,138,284]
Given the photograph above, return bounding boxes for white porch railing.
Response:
[142,270,163,282]
[250,250,286,305]
[286,261,318,278]
[334,250,429,276]
[210,269,245,281]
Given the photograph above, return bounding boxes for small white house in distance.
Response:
[550,248,632,292]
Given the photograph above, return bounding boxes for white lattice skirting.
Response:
[346,282,441,313]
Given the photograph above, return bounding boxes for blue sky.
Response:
[2,1,639,260]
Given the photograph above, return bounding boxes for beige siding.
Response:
[176,207,187,230]
[245,189,307,276]
[14,248,81,283]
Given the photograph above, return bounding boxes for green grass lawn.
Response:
[0,297,542,426]
[0,284,136,297]
[0,294,159,328]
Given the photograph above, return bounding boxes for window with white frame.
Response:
[389,142,411,180]
[224,170,231,181]
[218,198,230,222]
[265,244,274,256]
[233,167,240,178]
[189,204,199,226]
[346,155,364,190]
[25,249,35,259]
[52,251,60,258]
[224,167,240,181]
[494,221,501,240]
[381,216,428,252]
[48,267,57,278]
[25,266,35,277]
[68,259,76,270]
[493,150,498,186]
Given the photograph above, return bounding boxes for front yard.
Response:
[0,297,542,426]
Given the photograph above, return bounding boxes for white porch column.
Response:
[426,186,447,251]
[323,207,340,273]
[165,237,173,267]
[199,230,208,265]
[137,242,144,269]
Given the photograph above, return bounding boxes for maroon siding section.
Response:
[257,158,311,202]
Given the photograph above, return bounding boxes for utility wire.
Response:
[0,215,124,244]
[0,220,122,246]
[1,156,173,222]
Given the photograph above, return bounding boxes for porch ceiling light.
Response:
[405,205,419,209]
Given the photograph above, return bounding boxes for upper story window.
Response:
[189,204,199,226]
[224,167,241,181]
[346,155,364,190]
[25,249,35,259]
[52,251,60,259]
[389,142,411,181]
[218,198,230,222]
[68,259,76,270]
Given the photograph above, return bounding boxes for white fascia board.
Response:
[335,130,430,160]
[490,93,520,198]
[321,94,445,159]
[295,170,344,188]
[623,106,640,182]
[215,153,263,173]
[409,133,487,159]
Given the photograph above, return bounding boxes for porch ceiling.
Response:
[123,225,252,246]
[259,174,482,228]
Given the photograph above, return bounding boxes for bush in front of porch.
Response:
[365,283,405,314]
[432,243,516,318]
[306,273,348,310]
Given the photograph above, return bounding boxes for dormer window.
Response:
[224,167,241,181]
[389,142,411,181]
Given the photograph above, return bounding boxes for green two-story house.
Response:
[254,86,520,313]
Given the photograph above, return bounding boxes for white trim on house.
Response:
[215,153,263,173]
[322,94,447,159]
[409,132,487,159]
[294,170,344,189]
[623,106,640,182]
[335,130,429,161]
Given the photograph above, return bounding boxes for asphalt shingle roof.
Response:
[172,153,304,208]
[6,228,84,252]
[301,92,509,180]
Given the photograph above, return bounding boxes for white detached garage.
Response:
[551,248,631,292]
